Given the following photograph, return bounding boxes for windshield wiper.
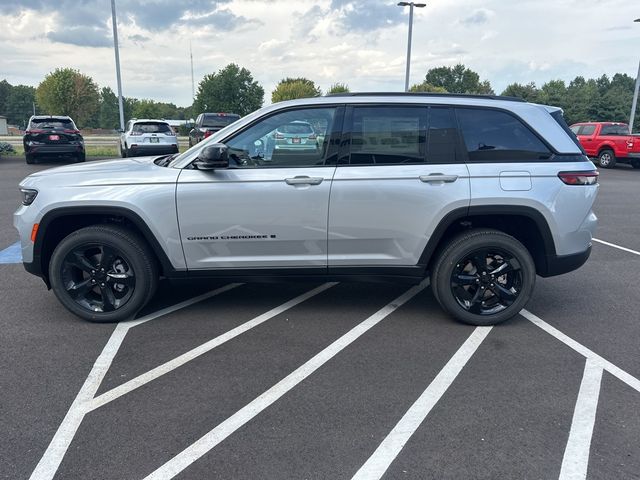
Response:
[154,153,178,167]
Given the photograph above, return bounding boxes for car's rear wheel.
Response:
[49,225,158,323]
[431,229,535,326]
[120,142,127,158]
[631,160,640,169]
[75,152,86,163]
[597,149,616,168]
[25,153,36,164]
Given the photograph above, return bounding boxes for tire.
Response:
[25,153,36,164]
[75,152,86,163]
[49,225,158,323]
[597,149,616,168]
[120,142,127,158]
[431,229,536,326]
[188,138,193,148]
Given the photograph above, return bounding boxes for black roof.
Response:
[324,92,526,102]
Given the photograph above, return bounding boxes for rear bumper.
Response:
[129,144,178,155]
[25,144,84,155]
[539,245,591,278]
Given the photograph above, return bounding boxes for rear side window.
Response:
[580,125,596,135]
[427,107,458,164]
[600,124,629,136]
[132,122,171,134]
[349,106,427,165]
[456,108,551,162]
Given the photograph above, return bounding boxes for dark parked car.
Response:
[23,115,85,164]
[188,112,240,147]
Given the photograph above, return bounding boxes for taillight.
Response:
[204,130,212,138]
[26,129,44,134]
[275,133,284,139]
[64,129,80,134]
[558,171,599,185]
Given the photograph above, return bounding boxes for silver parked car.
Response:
[15,93,598,325]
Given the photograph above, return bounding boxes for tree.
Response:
[0,79,12,116]
[423,64,494,94]
[271,77,322,103]
[193,64,264,116]
[538,80,568,111]
[35,68,99,126]
[409,81,447,93]
[98,87,119,129]
[500,82,540,103]
[5,85,37,127]
[327,83,350,94]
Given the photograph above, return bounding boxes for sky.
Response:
[0,0,638,108]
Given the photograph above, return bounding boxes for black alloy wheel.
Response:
[450,248,522,316]
[431,229,535,326]
[49,225,157,322]
[61,243,135,313]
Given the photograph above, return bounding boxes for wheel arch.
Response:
[33,206,178,286]
[419,206,557,276]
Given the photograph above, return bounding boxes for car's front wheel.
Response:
[431,229,535,326]
[49,225,158,322]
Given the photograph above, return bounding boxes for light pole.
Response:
[111,0,125,131]
[630,18,640,133]
[398,2,426,92]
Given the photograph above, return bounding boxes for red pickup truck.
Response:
[570,122,640,169]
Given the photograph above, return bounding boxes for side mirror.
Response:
[194,143,229,170]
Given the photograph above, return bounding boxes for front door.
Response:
[177,106,342,270]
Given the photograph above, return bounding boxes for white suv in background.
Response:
[119,119,179,157]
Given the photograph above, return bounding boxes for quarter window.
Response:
[225,108,337,168]
[456,108,551,162]
[349,106,427,164]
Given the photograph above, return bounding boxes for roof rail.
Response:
[324,92,526,102]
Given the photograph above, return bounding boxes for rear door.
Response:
[327,105,470,270]
[177,106,342,270]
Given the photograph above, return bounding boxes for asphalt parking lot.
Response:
[1,155,639,480]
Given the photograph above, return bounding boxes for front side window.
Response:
[580,125,596,136]
[225,107,337,168]
[349,106,427,165]
[570,125,581,134]
[456,108,551,162]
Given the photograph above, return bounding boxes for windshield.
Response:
[30,118,75,129]
[202,115,239,128]
[133,122,172,134]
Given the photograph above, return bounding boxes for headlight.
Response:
[20,188,38,206]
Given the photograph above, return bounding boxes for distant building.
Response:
[0,116,7,135]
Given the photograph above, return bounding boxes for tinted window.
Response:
[225,107,336,168]
[30,118,75,129]
[427,107,458,164]
[349,106,426,165]
[133,122,171,134]
[570,125,581,134]
[600,124,629,136]
[580,125,596,135]
[202,114,240,128]
[456,108,551,162]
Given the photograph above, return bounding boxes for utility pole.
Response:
[111,0,125,131]
[397,2,426,92]
[629,18,640,133]
[190,41,195,101]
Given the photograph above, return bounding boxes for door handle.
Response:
[419,174,458,183]
[285,176,324,186]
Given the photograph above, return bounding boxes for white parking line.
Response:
[88,282,338,411]
[29,283,241,480]
[521,309,640,394]
[142,280,429,480]
[559,359,603,480]
[593,238,640,256]
[351,326,492,480]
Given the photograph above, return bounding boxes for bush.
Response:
[0,142,16,156]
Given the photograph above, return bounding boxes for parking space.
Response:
[2,156,640,480]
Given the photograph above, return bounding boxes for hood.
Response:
[20,156,180,189]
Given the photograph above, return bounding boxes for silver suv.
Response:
[14,93,598,325]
